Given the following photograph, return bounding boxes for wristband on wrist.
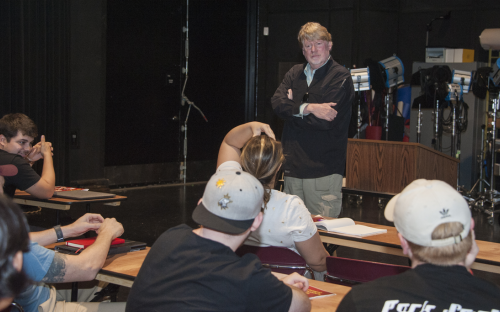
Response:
[53,225,64,243]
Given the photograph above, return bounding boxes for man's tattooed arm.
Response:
[41,253,68,283]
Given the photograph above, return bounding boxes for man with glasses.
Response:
[0,113,55,199]
[271,22,354,218]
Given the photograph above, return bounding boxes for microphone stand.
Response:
[181,96,208,184]
[179,0,208,184]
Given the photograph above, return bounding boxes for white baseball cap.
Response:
[192,169,264,234]
[384,179,471,247]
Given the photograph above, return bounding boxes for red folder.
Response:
[66,237,125,249]
[306,286,335,299]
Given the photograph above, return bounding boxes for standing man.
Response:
[0,113,55,199]
[271,22,354,218]
[336,179,500,311]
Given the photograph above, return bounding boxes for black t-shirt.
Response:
[337,263,500,312]
[126,224,293,312]
[0,150,40,197]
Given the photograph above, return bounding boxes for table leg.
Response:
[86,203,91,214]
[56,211,60,225]
[71,282,78,301]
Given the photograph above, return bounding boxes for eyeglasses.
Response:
[302,92,309,103]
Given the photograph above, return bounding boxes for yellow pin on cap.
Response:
[216,179,226,188]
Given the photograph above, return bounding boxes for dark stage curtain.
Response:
[0,0,69,185]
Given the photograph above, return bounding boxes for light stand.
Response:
[378,56,404,141]
[470,125,490,193]
[487,60,500,197]
[350,68,370,138]
[347,67,370,205]
[417,102,423,143]
[445,70,472,186]
[468,73,500,225]
[432,83,443,152]
[477,92,500,225]
[488,94,499,199]
[465,32,500,224]
[416,69,431,144]
[445,84,460,158]
[179,0,208,184]
[384,90,391,141]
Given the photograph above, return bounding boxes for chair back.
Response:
[236,244,313,277]
[324,256,410,286]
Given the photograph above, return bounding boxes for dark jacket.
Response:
[271,58,354,178]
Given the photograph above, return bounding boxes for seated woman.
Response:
[217,122,329,277]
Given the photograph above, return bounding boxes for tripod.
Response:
[467,92,500,225]
[469,125,490,194]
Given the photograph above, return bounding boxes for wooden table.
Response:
[319,221,500,274]
[14,190,127,224]
[95,248,351,311]
[96,248,150,288]
[272,272,351,311]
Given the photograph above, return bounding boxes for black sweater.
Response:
[271,58,354,179]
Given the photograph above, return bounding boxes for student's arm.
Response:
[279,273,311,312]
[29,213,104,246]
[25,135,55,199]
[295,231,329,272]
[216,122,275,168]
[41,218,124,283]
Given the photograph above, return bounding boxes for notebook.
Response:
[315,218,387,237]
[53,190,116,200]
[55,240,147,255]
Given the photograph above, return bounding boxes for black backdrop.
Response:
[2,0,500,185]
[105,0,248,167]
[0,0,70,185]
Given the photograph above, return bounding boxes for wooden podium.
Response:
[345,139,459,194]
